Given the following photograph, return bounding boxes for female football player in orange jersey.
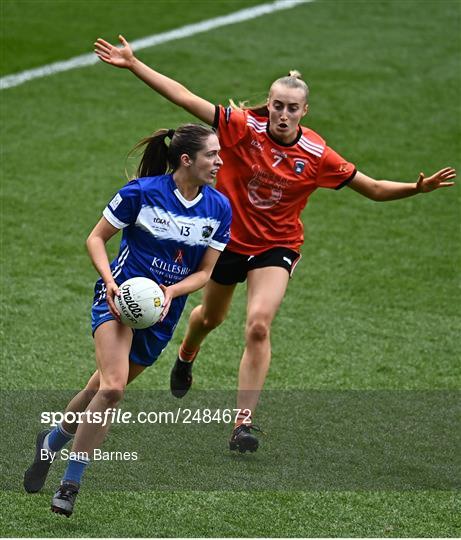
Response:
[94,35,456,454]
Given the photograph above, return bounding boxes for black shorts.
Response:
[211,247,301,286]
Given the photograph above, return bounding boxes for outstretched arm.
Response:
[94,35,215,125]
[348,168,456,201]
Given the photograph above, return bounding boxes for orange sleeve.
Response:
[316,146,357,190]
[213,105,248,148]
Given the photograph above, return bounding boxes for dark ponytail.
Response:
[129,124,215,179]
[131,129,171,178]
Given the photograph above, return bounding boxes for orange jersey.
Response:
[213,105,356,255]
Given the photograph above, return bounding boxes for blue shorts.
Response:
[91,299,169,367]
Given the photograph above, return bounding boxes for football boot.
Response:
[51,481,80,517]
[23,429,53,493]
[229,424,264,453]
[170,356,194,398]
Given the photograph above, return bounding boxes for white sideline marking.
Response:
[1,0,311,91]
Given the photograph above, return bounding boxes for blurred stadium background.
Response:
[1,0,460,536]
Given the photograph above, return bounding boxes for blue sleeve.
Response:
[209,199,232,251]
[102,180,141,229]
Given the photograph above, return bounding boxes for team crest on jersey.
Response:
[294,160,306,174]
[201,225,213,239]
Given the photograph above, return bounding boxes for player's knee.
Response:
[202,310,226,331]
[97,386,125,407]
[246,316,270,343]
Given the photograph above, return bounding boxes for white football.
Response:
[115,277,164,329]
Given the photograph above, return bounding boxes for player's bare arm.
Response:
[94,35,215,125]
[158,247,221,321]
[164,247,222,299]
[86,217,121,319]
[348,167,456,201]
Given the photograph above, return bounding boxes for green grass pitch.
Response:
[1,0,460,536]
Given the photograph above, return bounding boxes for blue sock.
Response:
[44,423,73,452]
[62,457,89,485]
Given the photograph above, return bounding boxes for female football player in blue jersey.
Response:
[94,35,456,456]
[23,123,231,517]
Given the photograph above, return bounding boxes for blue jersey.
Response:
[94,174,232,340]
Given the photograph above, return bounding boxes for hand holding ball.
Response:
[114,277,164,329]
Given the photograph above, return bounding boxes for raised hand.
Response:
[416,167,456,193]
[94,35,135,69]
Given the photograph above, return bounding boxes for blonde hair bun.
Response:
[288,69,302,79]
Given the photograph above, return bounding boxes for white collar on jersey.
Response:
[173,188,203,208]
